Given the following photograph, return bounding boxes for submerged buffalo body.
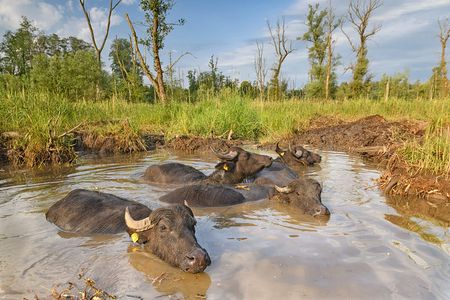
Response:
[144,147,272,185]
[159,178,329,217]
[46,189,210,273]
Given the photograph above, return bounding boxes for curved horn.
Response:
[210,146,238,160]
[294,149,303,158]
[125,207,154,232]
[275,185,292,194]
[276,142,287,152]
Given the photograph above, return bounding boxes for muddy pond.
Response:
[0,147,449,299]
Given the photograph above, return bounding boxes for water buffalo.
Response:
[46,189,211,273]
[144,146,273,185]
[275,142,321,166]
[159,178,330,217]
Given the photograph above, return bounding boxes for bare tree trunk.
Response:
[384,77,390,102]
[254,40,267,101]
[151,13,166,103]
[438,18,450,98]
[267,18,294,100]
[79,0,122,66]
[341,0,382,98]
[125,14,162,101]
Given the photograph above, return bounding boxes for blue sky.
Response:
[0,0,449,88]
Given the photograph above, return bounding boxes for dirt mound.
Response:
[166,136,243,152]
[293,115,427,153]
[282,115,449,206]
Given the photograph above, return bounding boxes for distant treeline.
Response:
[0,16,446,102]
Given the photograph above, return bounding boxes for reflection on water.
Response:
[0,149,449,299]
[128,246,211,299]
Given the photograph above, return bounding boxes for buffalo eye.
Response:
[158,223,169,232]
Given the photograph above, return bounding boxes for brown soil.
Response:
[292,115,427,152]
[166,135,243,152]
[277,115,449,217]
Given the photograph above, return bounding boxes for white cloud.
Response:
[0,0,63,32]
[57,6,121,43]
[122,0,136,5]
[374,0,450,22]
[220,44,258,68]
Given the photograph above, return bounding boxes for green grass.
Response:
[0,89,449,174]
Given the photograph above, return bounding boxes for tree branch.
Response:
[125,14,158,87]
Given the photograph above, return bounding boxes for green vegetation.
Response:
[1,86,449,174]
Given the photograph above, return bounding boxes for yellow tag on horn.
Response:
[131,232,139,243]
[280,152,285,157]
[223,164,229,171]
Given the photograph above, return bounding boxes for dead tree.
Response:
[254,40,268,100]
[126,14,166,103]
[438,18,450,98]
[267,18,294,100]
[342,0,382,98]
[79,0,122,66]
[167,51,194,97]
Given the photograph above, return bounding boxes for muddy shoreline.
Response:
[1,115,449,207]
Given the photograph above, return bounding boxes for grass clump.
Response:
[400,118,450,176]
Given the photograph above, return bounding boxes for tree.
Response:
[109,37,149,101]
[67,36,92,52]
[110,38,135,78]
[324,1,341,99]
[78,0,122,66]
[0,17,37,75]
[34,34,91,57]
[299,4,327,99]
[126,0,184,103]
[438,18,450,98]
[342,0,382,98]
[267,18,294,100]
[30,50,104,99]
[254,40,267,100]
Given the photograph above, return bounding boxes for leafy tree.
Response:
[239,81,257,98]
[126,0,185,103]
[0,17,37,75]
[67,36,92,52]
[300,3,327,99]
[109,38,137,79]
[324,1,341,99]
[30,50,104,99]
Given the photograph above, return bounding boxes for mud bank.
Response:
[285,115,449,206]
[166,135,243,152]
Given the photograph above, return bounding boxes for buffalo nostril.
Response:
[314,206,330,216]
[186,248,209,269]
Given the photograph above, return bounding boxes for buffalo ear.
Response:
[215,161,235,172]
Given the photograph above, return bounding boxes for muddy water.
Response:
[0,149,449,299]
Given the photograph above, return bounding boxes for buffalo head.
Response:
[125,204,211,273]
[272,178,330,217]
[276,142,321,166]
[210,146,272,183]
